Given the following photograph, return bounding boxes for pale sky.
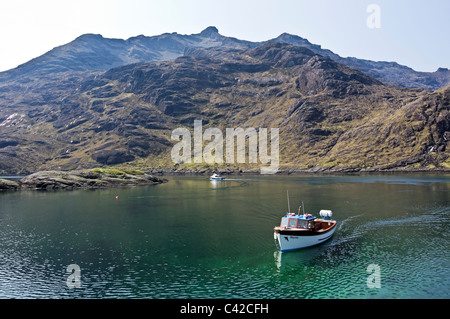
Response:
[0,0,448,72]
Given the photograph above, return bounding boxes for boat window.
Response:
[281,218,288,227]
[288,219,297,228]
[298,221,307,229]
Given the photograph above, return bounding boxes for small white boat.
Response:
[274,199,336,252]
[210,173,225,181]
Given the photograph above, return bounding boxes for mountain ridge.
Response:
[1,27,448,90]
[0,28,449,175]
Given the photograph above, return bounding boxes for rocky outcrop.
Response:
[16,169,167,190]
[0,178,20,190]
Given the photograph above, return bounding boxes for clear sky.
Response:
[0,0,448,72]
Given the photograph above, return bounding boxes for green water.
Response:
[0,174,449,299]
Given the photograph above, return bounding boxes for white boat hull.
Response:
[275,226,336,252]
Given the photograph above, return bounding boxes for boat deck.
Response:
[274,219,336,236]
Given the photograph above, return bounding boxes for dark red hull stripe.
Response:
[277,223,336,237]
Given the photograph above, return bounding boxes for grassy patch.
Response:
[121,169,144,175]
[441,160,450,169]
[0,178,19,186]
[90,168,125,176]
[90,167,145,176]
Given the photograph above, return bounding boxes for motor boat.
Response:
[274,205,336,252]
[210,173,225,181]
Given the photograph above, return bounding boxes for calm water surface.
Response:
[0,174,449,299]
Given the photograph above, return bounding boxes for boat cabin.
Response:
[280,213,316,230]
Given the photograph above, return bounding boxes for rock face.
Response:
[17,169,167,190]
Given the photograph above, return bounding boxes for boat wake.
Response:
[219,178,274,182]
[327,204,450,249]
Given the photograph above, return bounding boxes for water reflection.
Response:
[273,238,340,271]
[210,180,225,188]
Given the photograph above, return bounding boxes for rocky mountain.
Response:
[0,39,448,175]
[0,27,255,82]
[272,33,450,91]
[1,27,448,90]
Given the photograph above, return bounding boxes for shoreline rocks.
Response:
[0,178,20,190]
[1,164,448,191]
[1,169,167,191]
[145,166,450,176]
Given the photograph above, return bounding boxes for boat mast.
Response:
[287,190,291,214]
